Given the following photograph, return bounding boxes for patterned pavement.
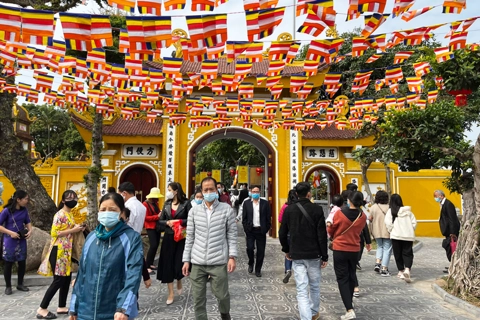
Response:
[0,226,475,320]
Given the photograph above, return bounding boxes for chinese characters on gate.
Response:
[305,147,338,160]
[290,131,299,187]
[165,126,176,188]
[122,145,158,158]
[100,177,108,196]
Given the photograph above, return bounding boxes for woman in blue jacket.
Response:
[69,193,144,320]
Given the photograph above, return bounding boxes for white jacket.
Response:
[385,206,417,241]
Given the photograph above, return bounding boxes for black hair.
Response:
[375,191,389,205]
[194,189,203,197]
[118,182,135,195]
[122,207,131,221]
[341,190,352,202]
[5,190,28,213]
[107,187,116,193]
[251,185,261,191]
[348,191,364,209]
[201,177,218,190]
[295,182,311,198]
[58,190,78,211]
[346,183,358,192]
[99,192,125,212]
[286,189,298,205]
[168,182,188,203]
[389,194,404,222]
[217,182,226,188]
[332,194,344,207]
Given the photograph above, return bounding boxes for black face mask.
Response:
[64,200,78,209]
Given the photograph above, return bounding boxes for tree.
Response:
[0,0,108,230]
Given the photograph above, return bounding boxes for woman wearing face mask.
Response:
[157,182,192,305]
[69,192,143,320]
[0,190,32,296]
[37,190,85,319]
[190,188,204,208]
[143,187,164,275]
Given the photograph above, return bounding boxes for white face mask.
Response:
[166,191,175,200]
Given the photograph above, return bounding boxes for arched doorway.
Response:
[305,165,342,217]
[187,128,277,236]
[119,164,157,202]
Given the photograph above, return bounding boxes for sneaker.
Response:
[403,269,412,283]
[353,290,360,297]
[380,269,391,277]
[341,310,356,320]
[312,312,320,320]
[397,271,404,279]
[356,263,362,271]
[374,263,381,273]
[283,270,292,284]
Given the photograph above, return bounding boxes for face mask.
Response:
[203,193,217,202]
[98,211,120,228]
[252,193,260,200]
[218,188,224,193]
[435,197,441,203]
[194,199,203,205]
[166,191,175,200]
[248,192,252,197]
[64,200,77,209]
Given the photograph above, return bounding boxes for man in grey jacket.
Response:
[182,177,238,320]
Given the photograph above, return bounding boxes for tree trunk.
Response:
[85,112,103,230]
[0,92,57,231]
[361,162,373,202]
[384,163,392,195]
[449,135,480,298]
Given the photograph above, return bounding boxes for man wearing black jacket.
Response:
[279,182,328,320]
[434,190,460,267]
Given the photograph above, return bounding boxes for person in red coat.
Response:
[143,187,164,274]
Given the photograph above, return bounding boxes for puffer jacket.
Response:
[70,221,143,320]
[385,206,417,241]
[183,199,237,265]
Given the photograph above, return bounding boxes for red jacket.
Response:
[143,201,160,229]
[327,208,366,252]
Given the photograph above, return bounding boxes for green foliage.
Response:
[23,104,85,160]
[296,44,309,61]
[195,139,264,173]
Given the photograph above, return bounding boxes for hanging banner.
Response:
[212,169,222,182]
[237,166,249,184]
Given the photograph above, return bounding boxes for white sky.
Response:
[8,0,480,143]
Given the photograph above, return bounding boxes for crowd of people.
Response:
[0,179,460,320]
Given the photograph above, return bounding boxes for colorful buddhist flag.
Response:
[290,74,309,93]
[375,79,385,91]
[247,7,285,41]
[267,60,285,76]
[21,8,54,46]
[401,7,435,22]
[366,53,384,63]
[226,41,250,61]
[245,42,264,62]
[306,39,344,63]
[449,31,468,50]
[108,0,135,12]
[351,37,368,57]
[91,15,113,49]
[347,0,387,20]
[406,76,424,93]
[239,83,255,99]
[434,47,454,63]
[385,66,403,83]
[303,60,320,76]
[268,41,291,61]
[59,13,92,51]
[0,5,21,42]
[412,61,432,77]
[164,0,187,10]
[298,5,336,37]
[192,0,215,11]
[361,13,389,37]
[34,71,54,93]
[442,0,466,14]
[428,90,439,104]
[392,0,415,18]
[393,51,414,64]
[46,40,66,61]
[260,0,279,9]
[137,0,162,14]
[285,42,301,64]
[366,34,387,51]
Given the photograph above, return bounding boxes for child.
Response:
[326,194,345,236]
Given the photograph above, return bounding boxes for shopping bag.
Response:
[173,220,186,242]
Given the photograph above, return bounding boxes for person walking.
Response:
[143,187,163,274]
[0,190,32,296]
[242,185,271,277]
[37,190,85,319]
[182,177,237,320]
[279,182,328,320]
[433,190,460,270]
[190,188,204,208]
[118,182,146,234]
[385,194,417,283]
[278,189,298,284]
[157,182,192,305]
[69,192,143,320]
[369,191,392,276]
[327,191,367,320]
[217,182,232,206]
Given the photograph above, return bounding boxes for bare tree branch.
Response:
[437,147,473,162]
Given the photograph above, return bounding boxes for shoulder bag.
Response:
[296,202,316,228]
[10,209,28,239]
[328,210,362,250]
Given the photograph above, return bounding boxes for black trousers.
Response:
[391,239,413,271]
[246,228,266,272]
[146,228,161,267]
[333,251,357,311]
[358,234,365,263]
[40,246,72,309]
[3,260,26,288]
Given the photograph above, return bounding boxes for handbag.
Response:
[329,211,362,251]
[172,220,186,242]
[450,235,457,254]
[10,210,28,239]
[148,202,165,233]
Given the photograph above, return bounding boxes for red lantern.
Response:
[229,169,235,177]
[256,167,264,176]
[448,89,472,107]
[207,171,212,177]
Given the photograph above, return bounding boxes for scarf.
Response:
[95,221,124,241]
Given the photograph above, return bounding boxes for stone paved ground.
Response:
[0,227,475,320]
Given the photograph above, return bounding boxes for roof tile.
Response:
[71,114,163,137]
[302,125,358,140]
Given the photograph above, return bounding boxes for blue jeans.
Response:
[292,259,322,320]
[376,238,393,268]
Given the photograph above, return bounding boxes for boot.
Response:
[220,313,231,320]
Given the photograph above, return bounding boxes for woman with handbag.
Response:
[143,187,163,275]
[368,191,392,276]
[157,182,192,305]
[327,191,367,320]
[385,194,417,283]
[0,190,32,296]
[37,190,85,319]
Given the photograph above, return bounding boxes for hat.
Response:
[146,187,163,199]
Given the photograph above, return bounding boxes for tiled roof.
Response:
[71,114,163,137]
[145,58,327,76]
[302,125,358,140]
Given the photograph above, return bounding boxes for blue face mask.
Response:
[434,197,441,203]
[203,193,217,203]
[252,193,260,200]
[98,211,120,228]
[194,199,203,205]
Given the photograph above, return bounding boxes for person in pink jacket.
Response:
[278,189,297,284]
